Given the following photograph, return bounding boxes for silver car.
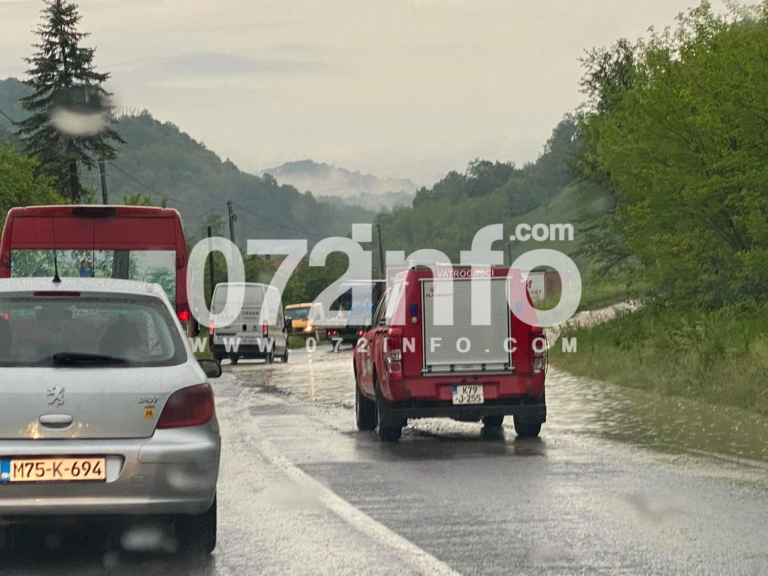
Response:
[0,277,222,554]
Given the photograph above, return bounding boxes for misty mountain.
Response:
[262,160,417,210]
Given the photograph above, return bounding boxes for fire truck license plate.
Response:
[0,458,106,483]
[452,385,484,405]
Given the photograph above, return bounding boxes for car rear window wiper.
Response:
[51,353,129,366]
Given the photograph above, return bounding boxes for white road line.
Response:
[242,413,462,576]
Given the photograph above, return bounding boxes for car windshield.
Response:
[285,307,310,320]
[0,296,186,368]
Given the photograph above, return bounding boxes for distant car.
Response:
[326,280,385,350]
[285,302,326,341]
[209,282,289,364]
[0,277,222,554]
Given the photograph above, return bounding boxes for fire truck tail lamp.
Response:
[385,339,403,376]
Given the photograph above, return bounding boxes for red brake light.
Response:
[156,384,215,429]
[176,304,192,322]
[262,321,268,337]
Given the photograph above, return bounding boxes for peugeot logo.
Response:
[47,386,65,406]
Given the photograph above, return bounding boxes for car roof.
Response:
[0,277,168,299]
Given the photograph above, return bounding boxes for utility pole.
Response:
[226,201,237,245]
[98,159,108,204]
[376,223,386,279]
[207,226,216,307]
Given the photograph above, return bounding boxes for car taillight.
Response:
[384,337,402,376]
[262,321,269,337]
[156,384,215,429]
[177,304,191,323]
[532,332,547,374]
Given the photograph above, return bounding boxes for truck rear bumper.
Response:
[386,399,546,424]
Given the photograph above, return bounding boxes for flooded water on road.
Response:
[231,343,768,465]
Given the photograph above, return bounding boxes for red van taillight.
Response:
[156,384,215,429]
[177,305,191,323]
[262,321,268,337]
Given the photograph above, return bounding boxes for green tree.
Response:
[581,1,768,307]
[0,146,64,227]
[18,0,123,202]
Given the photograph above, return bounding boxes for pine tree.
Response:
[18,0,123,202]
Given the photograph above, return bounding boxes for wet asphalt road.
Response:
[4,340,768,575]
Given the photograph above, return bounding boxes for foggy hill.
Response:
[263,160,417,210]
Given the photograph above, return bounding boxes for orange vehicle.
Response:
[353,266,546,442]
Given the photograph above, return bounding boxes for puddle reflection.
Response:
[238,346,768,464]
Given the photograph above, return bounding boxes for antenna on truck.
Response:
[53,252,61,284]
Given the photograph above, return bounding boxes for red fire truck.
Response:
[353,266,547,442]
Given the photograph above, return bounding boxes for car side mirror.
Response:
[192,319,201,338]
[285,319,293,332]
[199,359,222,379]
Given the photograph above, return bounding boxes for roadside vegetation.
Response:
[552,304,768,417]
[552,1,768,414]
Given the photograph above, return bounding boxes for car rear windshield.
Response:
[0,296,187,368]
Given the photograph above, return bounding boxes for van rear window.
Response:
[10,250,176,306]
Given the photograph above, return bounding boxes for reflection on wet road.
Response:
[240,343,768,464]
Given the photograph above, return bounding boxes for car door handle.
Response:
[39,414,74,428]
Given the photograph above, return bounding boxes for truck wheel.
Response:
[375,384,402,442]
[282,348,289,363]
[482,416,504,428]
[230,355,239,365]
[513,417,541,438]
[175,496,217,555]
[355,381,377,431]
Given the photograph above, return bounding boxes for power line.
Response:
[1,105,216,211]
[107,161,212,209]
[233,202,327,240]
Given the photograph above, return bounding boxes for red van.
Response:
[0,206,193,332]
[353,266,547,442]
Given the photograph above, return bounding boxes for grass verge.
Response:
[551,304,768,416]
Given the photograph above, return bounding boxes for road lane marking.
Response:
[240,412,462,576]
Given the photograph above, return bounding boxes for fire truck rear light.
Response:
[357,330,364,336]
[389,362,402,374]
[388,349,402,362]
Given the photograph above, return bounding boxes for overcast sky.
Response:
[0,0,732,185]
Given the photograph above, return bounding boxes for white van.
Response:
[209,283,288,364]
